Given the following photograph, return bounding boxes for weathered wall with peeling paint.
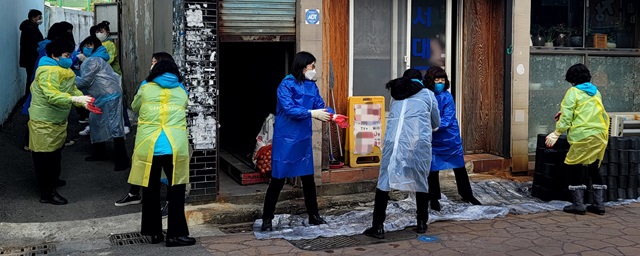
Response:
[120,0,154,104]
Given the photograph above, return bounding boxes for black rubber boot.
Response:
[586,184,606,215]
[563,185,587,215]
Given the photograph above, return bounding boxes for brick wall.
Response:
[174,0,219,202]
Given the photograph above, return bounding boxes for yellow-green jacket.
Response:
[556,83,609,165]
[102,40,122,75]
[128,73,190,187]
[29,56,84,152]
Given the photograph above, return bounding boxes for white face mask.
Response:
[96,32,108,41]
[36,20,43,25]
[305,69,316,80]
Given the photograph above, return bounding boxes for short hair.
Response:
[28,9,42,19]
[565,63,592,85]
[290,51,316,83]
[79,36,103,54]
[423,66,451,92]
[402,68,423,80]
[46,39,75,57]
[152,52,175,63]
[146,59,184,83]
[96,20,111,32]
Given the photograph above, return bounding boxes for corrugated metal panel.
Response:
[219,0,295,35]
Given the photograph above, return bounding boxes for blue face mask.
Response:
[57,57,73,69]
[435,83,445,94]
[82,47,94,57]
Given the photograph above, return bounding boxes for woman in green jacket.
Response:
[127,53,195,247]
[29,39,98,205]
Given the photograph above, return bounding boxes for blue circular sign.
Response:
[306,9,320,24]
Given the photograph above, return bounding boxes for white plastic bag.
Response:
[252,114,275,165]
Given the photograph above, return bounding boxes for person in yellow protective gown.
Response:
[127,54,195,247]
[545,63,609,216]
[95,21,121,75]
[29,39,97,205]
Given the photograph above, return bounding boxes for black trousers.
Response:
[568,160,604,186]
[32,148,63,197]
[92,137,129,161]
[262,174,319,220]
[372,188,429,226]
[428,167,474,200]
[141,155,189,238]
[24,65,35,96]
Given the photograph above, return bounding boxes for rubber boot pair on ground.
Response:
[564,184,607,215]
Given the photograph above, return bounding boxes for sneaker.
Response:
[115,193,142,206]
[23,146,31,152]
[64,140,75,147]
[124,126,130,135]
[161,201,169,218]
[79,126,90,136]
[79,118,89,124]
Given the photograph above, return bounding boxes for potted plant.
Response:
[544,27,555,47]
[568,27,583,47]
[531,24,545,46]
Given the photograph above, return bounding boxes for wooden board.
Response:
[461,0,505,156]
[219,150,269,185]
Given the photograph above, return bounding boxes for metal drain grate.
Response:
[218,223,254,234]
[0,243,56,255]
[109,232,153,246]
[288,228,418,251]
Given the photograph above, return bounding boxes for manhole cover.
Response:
[109,232,164,246]
[218,223,254,234]
[288,228,418,251]
[0,243,56,255]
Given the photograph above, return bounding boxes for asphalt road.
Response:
[0,107,141,223]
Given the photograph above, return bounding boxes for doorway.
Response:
[218,42,295,194]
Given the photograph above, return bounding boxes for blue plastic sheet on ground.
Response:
[253,180,639,240]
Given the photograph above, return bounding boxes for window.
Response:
[531,0,639,49]
[351,0,408,110]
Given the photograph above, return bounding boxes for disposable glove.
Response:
[310,109,331,121]
[77,53,87,62]
[71,96,102,114]
[554,111,561,122]
[545,131,561,148]
[330,114,349,128]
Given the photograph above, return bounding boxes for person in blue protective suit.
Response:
[363,75,440,239]
[260,51,339,232]
[75,36,130,171]
[30,39,98,205]
[545,64,609,215]
[422,67,481,211]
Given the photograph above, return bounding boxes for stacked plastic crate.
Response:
[601,137,640,201]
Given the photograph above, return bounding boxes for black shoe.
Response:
[147,234,164,244]
[308,214,327,225]
[114,193,142,206]
[85,155,109,162]
[363,225,385,239]
[261,219,273,231]
[586,205,605,215]
[462,196,482,205]
[415,219,428,234]
[55,179,66,187]
[40,191,68,205]
[430,199,441,211]
[166,236,196,247]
